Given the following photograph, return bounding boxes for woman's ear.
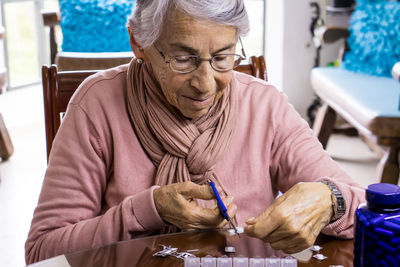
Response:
[127,27,145,60]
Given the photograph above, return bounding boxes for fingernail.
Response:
[227,196,234,205]
[246,217,255,223]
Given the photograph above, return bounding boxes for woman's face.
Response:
[141,10,237,119]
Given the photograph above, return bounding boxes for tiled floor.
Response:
[0,85,47,267]
[0,85,383,266]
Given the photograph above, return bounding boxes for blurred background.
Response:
[1,0,395,266]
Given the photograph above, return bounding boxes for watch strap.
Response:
[321,180,346,222]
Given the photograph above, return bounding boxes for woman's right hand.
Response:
[153,181,236,230]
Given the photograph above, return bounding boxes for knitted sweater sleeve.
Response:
[268,89,365,239]
[25,102,166,264]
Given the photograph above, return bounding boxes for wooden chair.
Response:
[42,11,133,71]
[42,55,267,160]
[311,26,400,185]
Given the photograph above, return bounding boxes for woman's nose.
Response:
[189,61,216,94]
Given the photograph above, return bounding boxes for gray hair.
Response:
[127,0,250,48]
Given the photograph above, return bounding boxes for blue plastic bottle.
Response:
[354,183,400,267]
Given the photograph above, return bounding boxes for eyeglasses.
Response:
[154,38,247,74]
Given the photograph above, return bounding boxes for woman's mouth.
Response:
[182,95,214,108]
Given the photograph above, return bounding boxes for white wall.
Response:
[0,11,4,67]
[265,0,284,93]
[0,11,6,93]
[243,0,265,58]
[265,0,350,119]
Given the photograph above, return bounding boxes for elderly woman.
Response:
[25,0,365,264]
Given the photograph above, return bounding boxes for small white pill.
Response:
[225,246,236,253]
[227,226,244,235]
[309,245,323,252]
[236,226,244,233]
[313,253,327,261]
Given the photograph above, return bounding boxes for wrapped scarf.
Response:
[126,59,237,190]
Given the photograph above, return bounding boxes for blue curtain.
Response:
[342,0,400,77]
[59,0,135,52]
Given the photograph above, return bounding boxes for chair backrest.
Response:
[42,55,267,160]
[41,10,134,71]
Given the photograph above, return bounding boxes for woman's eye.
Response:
[213,55,229,62]
[174,56,192,63]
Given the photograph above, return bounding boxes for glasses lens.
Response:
[170,55,198,73]
[212,54,242,71]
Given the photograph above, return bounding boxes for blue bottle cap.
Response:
[366,183,400,206]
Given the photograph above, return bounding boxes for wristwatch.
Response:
[321,180,346,222]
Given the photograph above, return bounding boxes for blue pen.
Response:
[208,180,240,237]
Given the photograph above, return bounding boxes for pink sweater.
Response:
[25,64,365,264]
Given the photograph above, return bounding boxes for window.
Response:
[242,0,266,59]
[1,0,59,89]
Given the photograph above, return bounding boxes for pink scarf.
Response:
[126,59,237,191]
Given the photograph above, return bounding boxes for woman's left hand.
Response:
[244,182,333,254]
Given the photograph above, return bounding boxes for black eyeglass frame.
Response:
[154,38,247,74]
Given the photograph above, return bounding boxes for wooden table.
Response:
[28,230,354,267]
